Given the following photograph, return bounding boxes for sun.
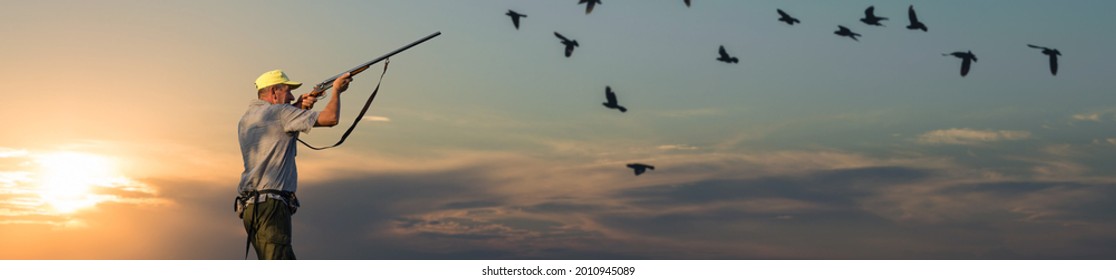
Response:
[34,151,125,213]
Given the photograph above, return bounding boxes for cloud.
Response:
[0,177,167,227]
[275,151,932,259]
[362,116,391,122]
[1070,108,1116,123]
[1041,144,1077,157]
[656,144,699,151]
[289,149,1116,259]
[0,147,29,158]
[881,179,1116,229]
[917,128,1031,145]
[1073,113,1101,122]
[1031,161,1089,179]
[622,166,932,207]
[1089,138,1116,148]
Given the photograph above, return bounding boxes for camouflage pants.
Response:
[242,198,296,260]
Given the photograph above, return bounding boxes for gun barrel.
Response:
[314,31,442,92]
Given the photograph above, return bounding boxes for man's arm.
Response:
[313,72,352,127]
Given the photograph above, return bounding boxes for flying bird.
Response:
[906,5,927,32]
[602,86,627,113]
[943,51,978,77]
[626,163,655,176]
[579,0,602,14]
[506,10,526,30]
[683,0,691,7]
[777,9,800,25]
[860,6,888,26]
[716,45,738,64]
[554,32,579,57]
[1027,44,1061,76]
[834,25,861,41]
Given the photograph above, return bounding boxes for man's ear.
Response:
[260,87,274,102]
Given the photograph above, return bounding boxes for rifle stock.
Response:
[300,31,441,109]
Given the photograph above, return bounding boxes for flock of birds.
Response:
[503,1,1064,176]
[724,5,1063,77]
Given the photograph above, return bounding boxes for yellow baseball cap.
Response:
[254,69,303,91]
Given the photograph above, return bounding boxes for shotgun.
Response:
[299,31,441,109]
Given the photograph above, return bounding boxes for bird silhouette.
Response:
[602,86,627,113]
[579,0,602,14]
[626,163,655,176]
[777,9,800,25]
[1027,44,1061,76]
[716,45,739,64]
[506,10,526,30]
[860,6,888,26]
[906,5,927,32]
[683,0,690,7]
[943,51,978,77]
[554,32,579,57]
[834,25,861,41]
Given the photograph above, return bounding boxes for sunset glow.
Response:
[33,152,124,213]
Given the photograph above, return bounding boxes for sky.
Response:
[1,0,1116,259]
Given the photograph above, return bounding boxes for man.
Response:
[236,69,352,259]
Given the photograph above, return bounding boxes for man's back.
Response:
[238,100,318,195]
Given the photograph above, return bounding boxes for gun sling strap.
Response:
[297,59,390,150]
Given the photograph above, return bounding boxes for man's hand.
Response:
[296,93,318,109]
[333,72,352,95]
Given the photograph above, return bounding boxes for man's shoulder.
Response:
[249,99,278,109]
[243,100,270,114]
[245,100,299,115]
